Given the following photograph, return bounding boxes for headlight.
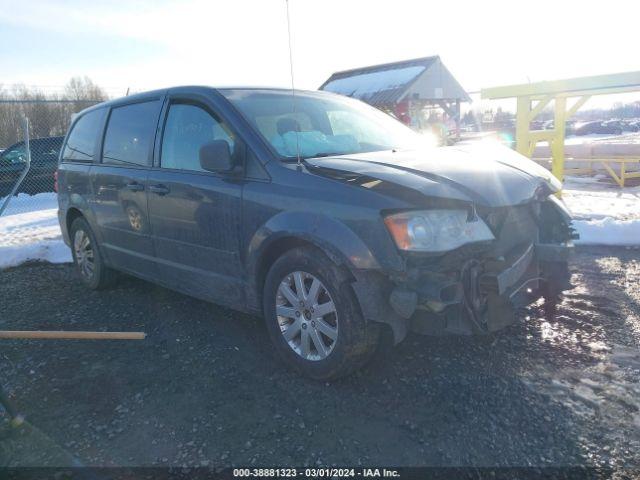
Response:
[384,209,495,252]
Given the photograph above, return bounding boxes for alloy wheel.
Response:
[73,229,95,280]
[276,271,338,361]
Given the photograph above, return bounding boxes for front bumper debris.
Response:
[388,242,573,336]
[480,243,535,296]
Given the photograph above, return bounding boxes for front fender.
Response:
[245,211,413,341]
[247,210,381,273]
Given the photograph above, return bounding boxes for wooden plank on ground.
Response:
[0,331,146,340]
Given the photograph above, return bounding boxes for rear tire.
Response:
[263,246,379,380]
[70,217,117,290]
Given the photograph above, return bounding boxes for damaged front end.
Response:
[389,197,576,337]
[350,195,577,341]
[302,148,577,340]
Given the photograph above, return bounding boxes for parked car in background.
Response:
[540,120,575,135]
[0,136,64,197]
[621,119,640,132]
[574,121,600,135]
[574,120,622,136]
[57,87,575,379]
[601,120,624,135]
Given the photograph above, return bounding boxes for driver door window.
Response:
[161,103,235,172]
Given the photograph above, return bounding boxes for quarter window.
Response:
[62,108,105,162]
[103,101,160,167]
[161,103,235,172]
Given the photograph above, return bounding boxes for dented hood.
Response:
[304,143,561,207]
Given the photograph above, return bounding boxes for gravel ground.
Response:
[1,246,639,468]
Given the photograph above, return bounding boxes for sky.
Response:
[1,0,639,109]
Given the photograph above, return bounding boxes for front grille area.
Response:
[481,203,539,257]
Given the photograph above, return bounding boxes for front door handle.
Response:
[149,184,170,195]
[125,182,144,191]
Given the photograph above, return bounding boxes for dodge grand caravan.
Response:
[57,87,575,379]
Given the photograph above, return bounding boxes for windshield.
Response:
[221,89,429,160]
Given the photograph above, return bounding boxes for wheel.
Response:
[70,217,117,289]
[263,246,380,380]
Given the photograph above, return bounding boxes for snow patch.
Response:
[562,176,640,246]
[573,217,640,246]
[0,193,71,269]
[322,66,425,99]
[1,191,59,215]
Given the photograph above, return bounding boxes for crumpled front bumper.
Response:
[406,242,572,336]
[350,241,573,342]
[481,242,572,295]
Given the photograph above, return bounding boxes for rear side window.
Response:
[102,101,161,167]
[62,108,105,162]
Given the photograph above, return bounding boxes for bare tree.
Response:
[64,76,108,102]
[0,77,108,148]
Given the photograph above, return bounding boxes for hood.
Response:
[304,143,560,208]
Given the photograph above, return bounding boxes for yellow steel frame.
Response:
[481,71,640,186]
[533,157,640,187]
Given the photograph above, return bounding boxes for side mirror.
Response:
[199,140,234,173]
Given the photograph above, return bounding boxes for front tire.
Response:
[70,217,117,290]
[263,247,379,380]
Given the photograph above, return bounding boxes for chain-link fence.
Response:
[0,99,101,216]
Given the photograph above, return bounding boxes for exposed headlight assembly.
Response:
[384,209,495,253]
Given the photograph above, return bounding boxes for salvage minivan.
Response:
[57,87,575,379]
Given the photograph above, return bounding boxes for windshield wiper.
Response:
[281,152,348,162]
[303,152,350,160]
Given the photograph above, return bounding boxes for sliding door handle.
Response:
[149,184,170,195]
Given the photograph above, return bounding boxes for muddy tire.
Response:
[263,246,380,380]
[70,217,117,290]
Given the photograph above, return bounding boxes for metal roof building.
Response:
[319,56,470,136]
